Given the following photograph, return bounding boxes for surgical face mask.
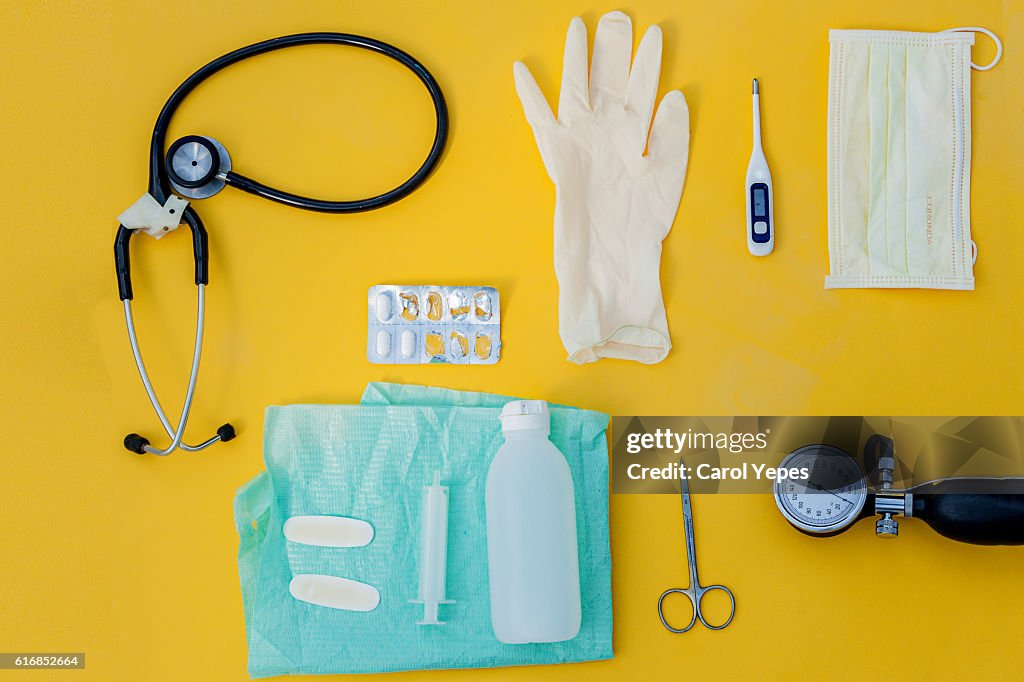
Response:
[826,27,1002,290]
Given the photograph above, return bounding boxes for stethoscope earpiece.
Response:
[217,423,237,442]
[123,432,151,455]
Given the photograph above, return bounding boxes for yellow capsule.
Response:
[474,332,492,360]
[425,332,444,358]
[426,291,443,321]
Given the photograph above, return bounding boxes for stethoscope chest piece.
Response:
[167,135,232,199]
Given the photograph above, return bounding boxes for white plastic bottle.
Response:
[485,400,582,644]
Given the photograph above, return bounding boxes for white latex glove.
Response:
[514,11,690,364]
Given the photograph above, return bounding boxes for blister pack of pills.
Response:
[367,285,501,364]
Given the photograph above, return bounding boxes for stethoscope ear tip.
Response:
[217,423,237,442]
[124,433,151,454]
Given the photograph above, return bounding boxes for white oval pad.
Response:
[283,515,374,548]
[289,574,380,612]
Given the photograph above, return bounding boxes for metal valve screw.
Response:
[876,513,899,538]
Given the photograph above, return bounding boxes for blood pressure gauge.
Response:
[773,444,867,536]
[774,441,1024,545]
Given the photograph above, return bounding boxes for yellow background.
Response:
[3,0,1024,679]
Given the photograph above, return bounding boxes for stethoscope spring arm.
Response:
[122,286,233,455]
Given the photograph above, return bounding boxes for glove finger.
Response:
[590,11,632,109]
[625,25,662,144]
[558,16,590,123]
[513,61,556,129]
[647,90,690,238]
[648,89,690,167]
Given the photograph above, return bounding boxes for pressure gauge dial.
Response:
[774,444,867,535]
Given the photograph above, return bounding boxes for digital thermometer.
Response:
[746,78,773,256]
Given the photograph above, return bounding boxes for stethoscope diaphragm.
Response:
[166,134,232,199]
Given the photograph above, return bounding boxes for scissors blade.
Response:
[678,459,691,497]
[678,457,700,588]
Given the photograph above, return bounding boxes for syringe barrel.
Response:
[416,476,450,603]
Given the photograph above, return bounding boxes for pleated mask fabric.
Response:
[826,28,1000,290]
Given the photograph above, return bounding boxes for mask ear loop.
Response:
[943,27,1003,71]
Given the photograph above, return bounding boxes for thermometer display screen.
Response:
[753,187,767,218]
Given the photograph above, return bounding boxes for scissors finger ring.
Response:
[658,587,698,633]
[694,584,736,630]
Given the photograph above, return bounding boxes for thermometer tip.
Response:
[752,78,759,94]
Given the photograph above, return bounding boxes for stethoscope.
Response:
[114,33,448,455]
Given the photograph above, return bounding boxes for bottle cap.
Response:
[499,400,550,433]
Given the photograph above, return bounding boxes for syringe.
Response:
[411,471,454,625]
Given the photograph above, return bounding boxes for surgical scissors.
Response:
[657,459,736,632]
